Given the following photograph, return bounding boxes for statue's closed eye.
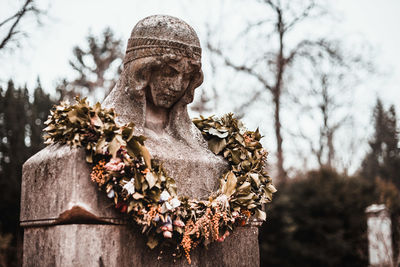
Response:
[162,66,178,77]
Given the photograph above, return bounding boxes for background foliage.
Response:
[0,80,54,266]
[260,169,376,266]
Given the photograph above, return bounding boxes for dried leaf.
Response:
[139,144,152,168]
[146,235,159,249]
[208,128,229,138]
[127,139,152,168]
[255,208,266,221]
[234,134,245,146]
[237,181,251,193]
[145,172,157,189]
[132,135,147,145]
[67,109,80,123]
[236,193,255,201]
[86,152,93,163]
[208,137,226,154]
[249,173,260,187]
[108,137,120,158]
[224,171,237,197]
[96,137,107,154]
[267,184,277,193]
[231,150,241,165]
[132,192,144,200]
[90,114,103,127]
[121,123,135,141]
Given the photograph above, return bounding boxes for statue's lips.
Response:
[160,94,174,100]
[159,92,181,102]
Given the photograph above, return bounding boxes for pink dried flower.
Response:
[223,231,230,238]
[105,157,125,172]
[173,220,185,227]
[161,223,173,232]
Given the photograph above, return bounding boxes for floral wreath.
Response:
[44,98,276,263]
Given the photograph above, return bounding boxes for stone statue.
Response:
[103,15,225,198]
[20,15,260,266]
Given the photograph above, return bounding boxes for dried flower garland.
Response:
[44,98,276,263]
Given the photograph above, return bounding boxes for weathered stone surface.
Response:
[21,15,260,267]
[23,225,258,267]
[21,145,118,225]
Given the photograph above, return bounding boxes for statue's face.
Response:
[147,57,195,108]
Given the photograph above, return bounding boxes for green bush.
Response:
[259,169,379,267]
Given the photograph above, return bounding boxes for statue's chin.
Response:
[154,100,175,109]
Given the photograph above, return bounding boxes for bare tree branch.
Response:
[284,2,315,31]
[207,0,371,180]
[59,27,123,102]
[207,43,272,91]
[0,0,42,50]
[240,19,273,37]
[234,89,264,118]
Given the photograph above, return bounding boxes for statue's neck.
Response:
[145,100,169,133]
[103,86,196,144]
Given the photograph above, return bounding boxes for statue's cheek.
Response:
[182,78,191,91]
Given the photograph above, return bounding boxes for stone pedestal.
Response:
[23,225,258,267]
[21,144,260,267]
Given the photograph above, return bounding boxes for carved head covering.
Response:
[119,15,203,107]
[123,15,202,67]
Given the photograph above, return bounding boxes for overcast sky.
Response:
[1,0,399,102]
[1,0,399,174]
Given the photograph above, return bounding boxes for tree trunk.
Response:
[273,91,286,184]
[274,11,287,184]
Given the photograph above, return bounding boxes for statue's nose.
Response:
[169,75,183,92]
